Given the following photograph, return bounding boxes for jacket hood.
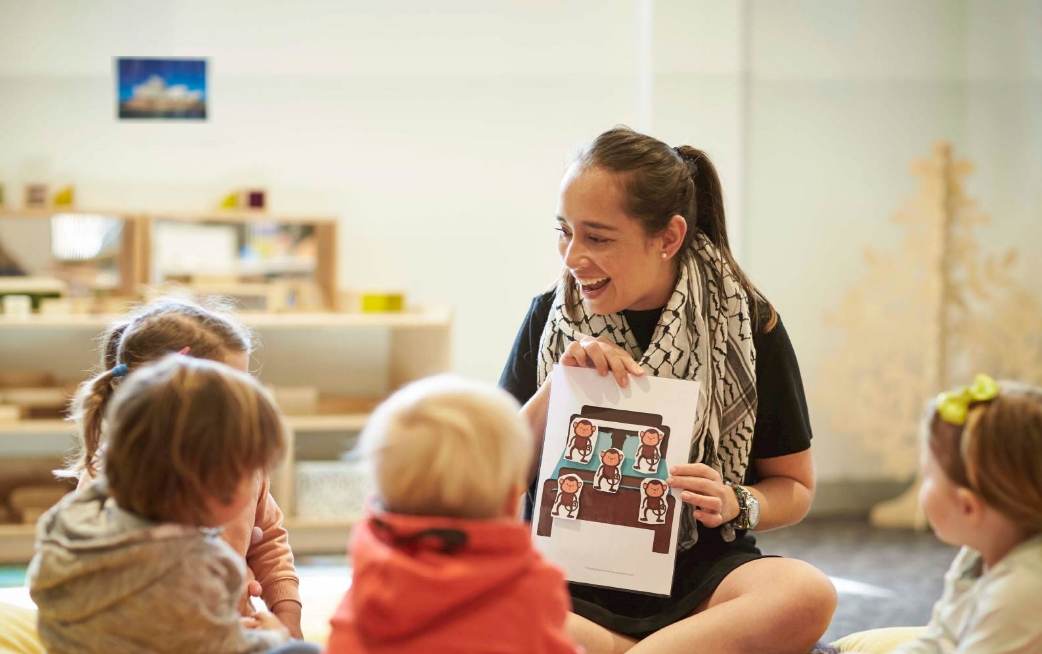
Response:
[348,511,541,644]
[29,479,220,624]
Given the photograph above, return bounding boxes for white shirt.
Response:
[895,535,1042,654]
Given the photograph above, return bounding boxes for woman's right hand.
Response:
[560,335,644,387]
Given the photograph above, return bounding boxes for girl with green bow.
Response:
[851,375,1042,653]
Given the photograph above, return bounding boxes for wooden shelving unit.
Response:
[140,212,340,311]
[1,206,453,562]
[0,209,144,297]
[0,306,453,563]
[0,523,36,564]
[0,306,452,331]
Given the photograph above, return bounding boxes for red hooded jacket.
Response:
[325,511,579,654]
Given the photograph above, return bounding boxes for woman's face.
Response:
[556,164,681,315]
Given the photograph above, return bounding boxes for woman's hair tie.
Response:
[673,146,699,172]
[110,363,129,379]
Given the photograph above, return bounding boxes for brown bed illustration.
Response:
[536,406,676,554]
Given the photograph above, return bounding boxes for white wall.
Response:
[2,0,1039,483]
[744,0,1042,481]
[0,0,747,385]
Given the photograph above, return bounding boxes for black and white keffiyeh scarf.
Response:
[536,234,758,549]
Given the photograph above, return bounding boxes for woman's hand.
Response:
[667,463,739,528]
[560,335,644,387]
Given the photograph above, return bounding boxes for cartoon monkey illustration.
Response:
[552,474,583,519]
[632,428,663,472]
[641,479,668,524]
[566,419,596,462]
[594,448,624,492]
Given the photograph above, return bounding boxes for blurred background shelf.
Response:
[0,414,374,437]
[0,305,451,330]
[0,523,36,564]
[0,301,452,560]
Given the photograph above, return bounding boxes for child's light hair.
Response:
[61,296,252,479]
[360,375,533,520]
[927,381,1042,534]
[104,355,286,525]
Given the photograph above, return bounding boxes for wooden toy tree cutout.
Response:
[817,142,1042,529]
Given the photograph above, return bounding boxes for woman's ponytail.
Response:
[674,144,777,332]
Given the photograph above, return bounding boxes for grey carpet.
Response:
[756,518,957,643]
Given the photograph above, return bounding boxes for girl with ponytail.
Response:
[64,302,250,480]
[500,127,835,652]
[61,297,303,638]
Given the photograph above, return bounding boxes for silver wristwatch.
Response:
[725,481,760,531]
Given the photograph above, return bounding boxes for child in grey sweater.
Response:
[30,355,303,654]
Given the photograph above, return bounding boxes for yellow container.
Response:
[361,293,404,313]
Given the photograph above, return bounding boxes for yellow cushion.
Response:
[0,602,42,654]
[832,626,927,653]
[0,581,346,650]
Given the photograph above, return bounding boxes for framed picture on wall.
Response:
[116,57,207,120]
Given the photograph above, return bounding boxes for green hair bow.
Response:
[936,374,1000,425]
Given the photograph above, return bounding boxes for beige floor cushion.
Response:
[832,626,927,653]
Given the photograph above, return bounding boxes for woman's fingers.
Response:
[625,356,645,376]
[666,475,719,495]
[668,474,726,514]
[561,337,645,384]
[561,341,589,368]
[588,338,642,384]
[592,336,644,376]
[692,507,725,528]
[581,340,611,376]
[666,474,725,495]
[604,350,631,387]
[678,491,722,512]
[669,463,721,481]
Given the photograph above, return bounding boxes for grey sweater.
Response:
[28,480,289,654]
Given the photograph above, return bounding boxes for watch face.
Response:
[747,495,761,528]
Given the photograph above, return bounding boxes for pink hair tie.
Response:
[178,346,191,355]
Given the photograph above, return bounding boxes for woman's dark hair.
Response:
[571,126,777,332]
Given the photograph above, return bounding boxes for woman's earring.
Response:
[661,252,668,259]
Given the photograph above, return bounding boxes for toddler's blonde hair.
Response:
[360,375,533,520]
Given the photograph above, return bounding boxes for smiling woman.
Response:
[500,127,836,654]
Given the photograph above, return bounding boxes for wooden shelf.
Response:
[0,307,452,331]
[0,420,72,436]
[152,211,336,224]
[0,208,136,220]
[0,414,370,437]
[284,518,356,554]
[0,209,334,223]
[289,414,369,432]
[0,523,36,564]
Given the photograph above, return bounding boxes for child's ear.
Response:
[956,487,986,524]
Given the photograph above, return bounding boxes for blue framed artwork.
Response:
[117,58,207,120]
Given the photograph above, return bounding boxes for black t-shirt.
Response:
[498,291,812,481]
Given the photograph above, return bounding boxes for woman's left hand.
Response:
[667,463,739,528]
